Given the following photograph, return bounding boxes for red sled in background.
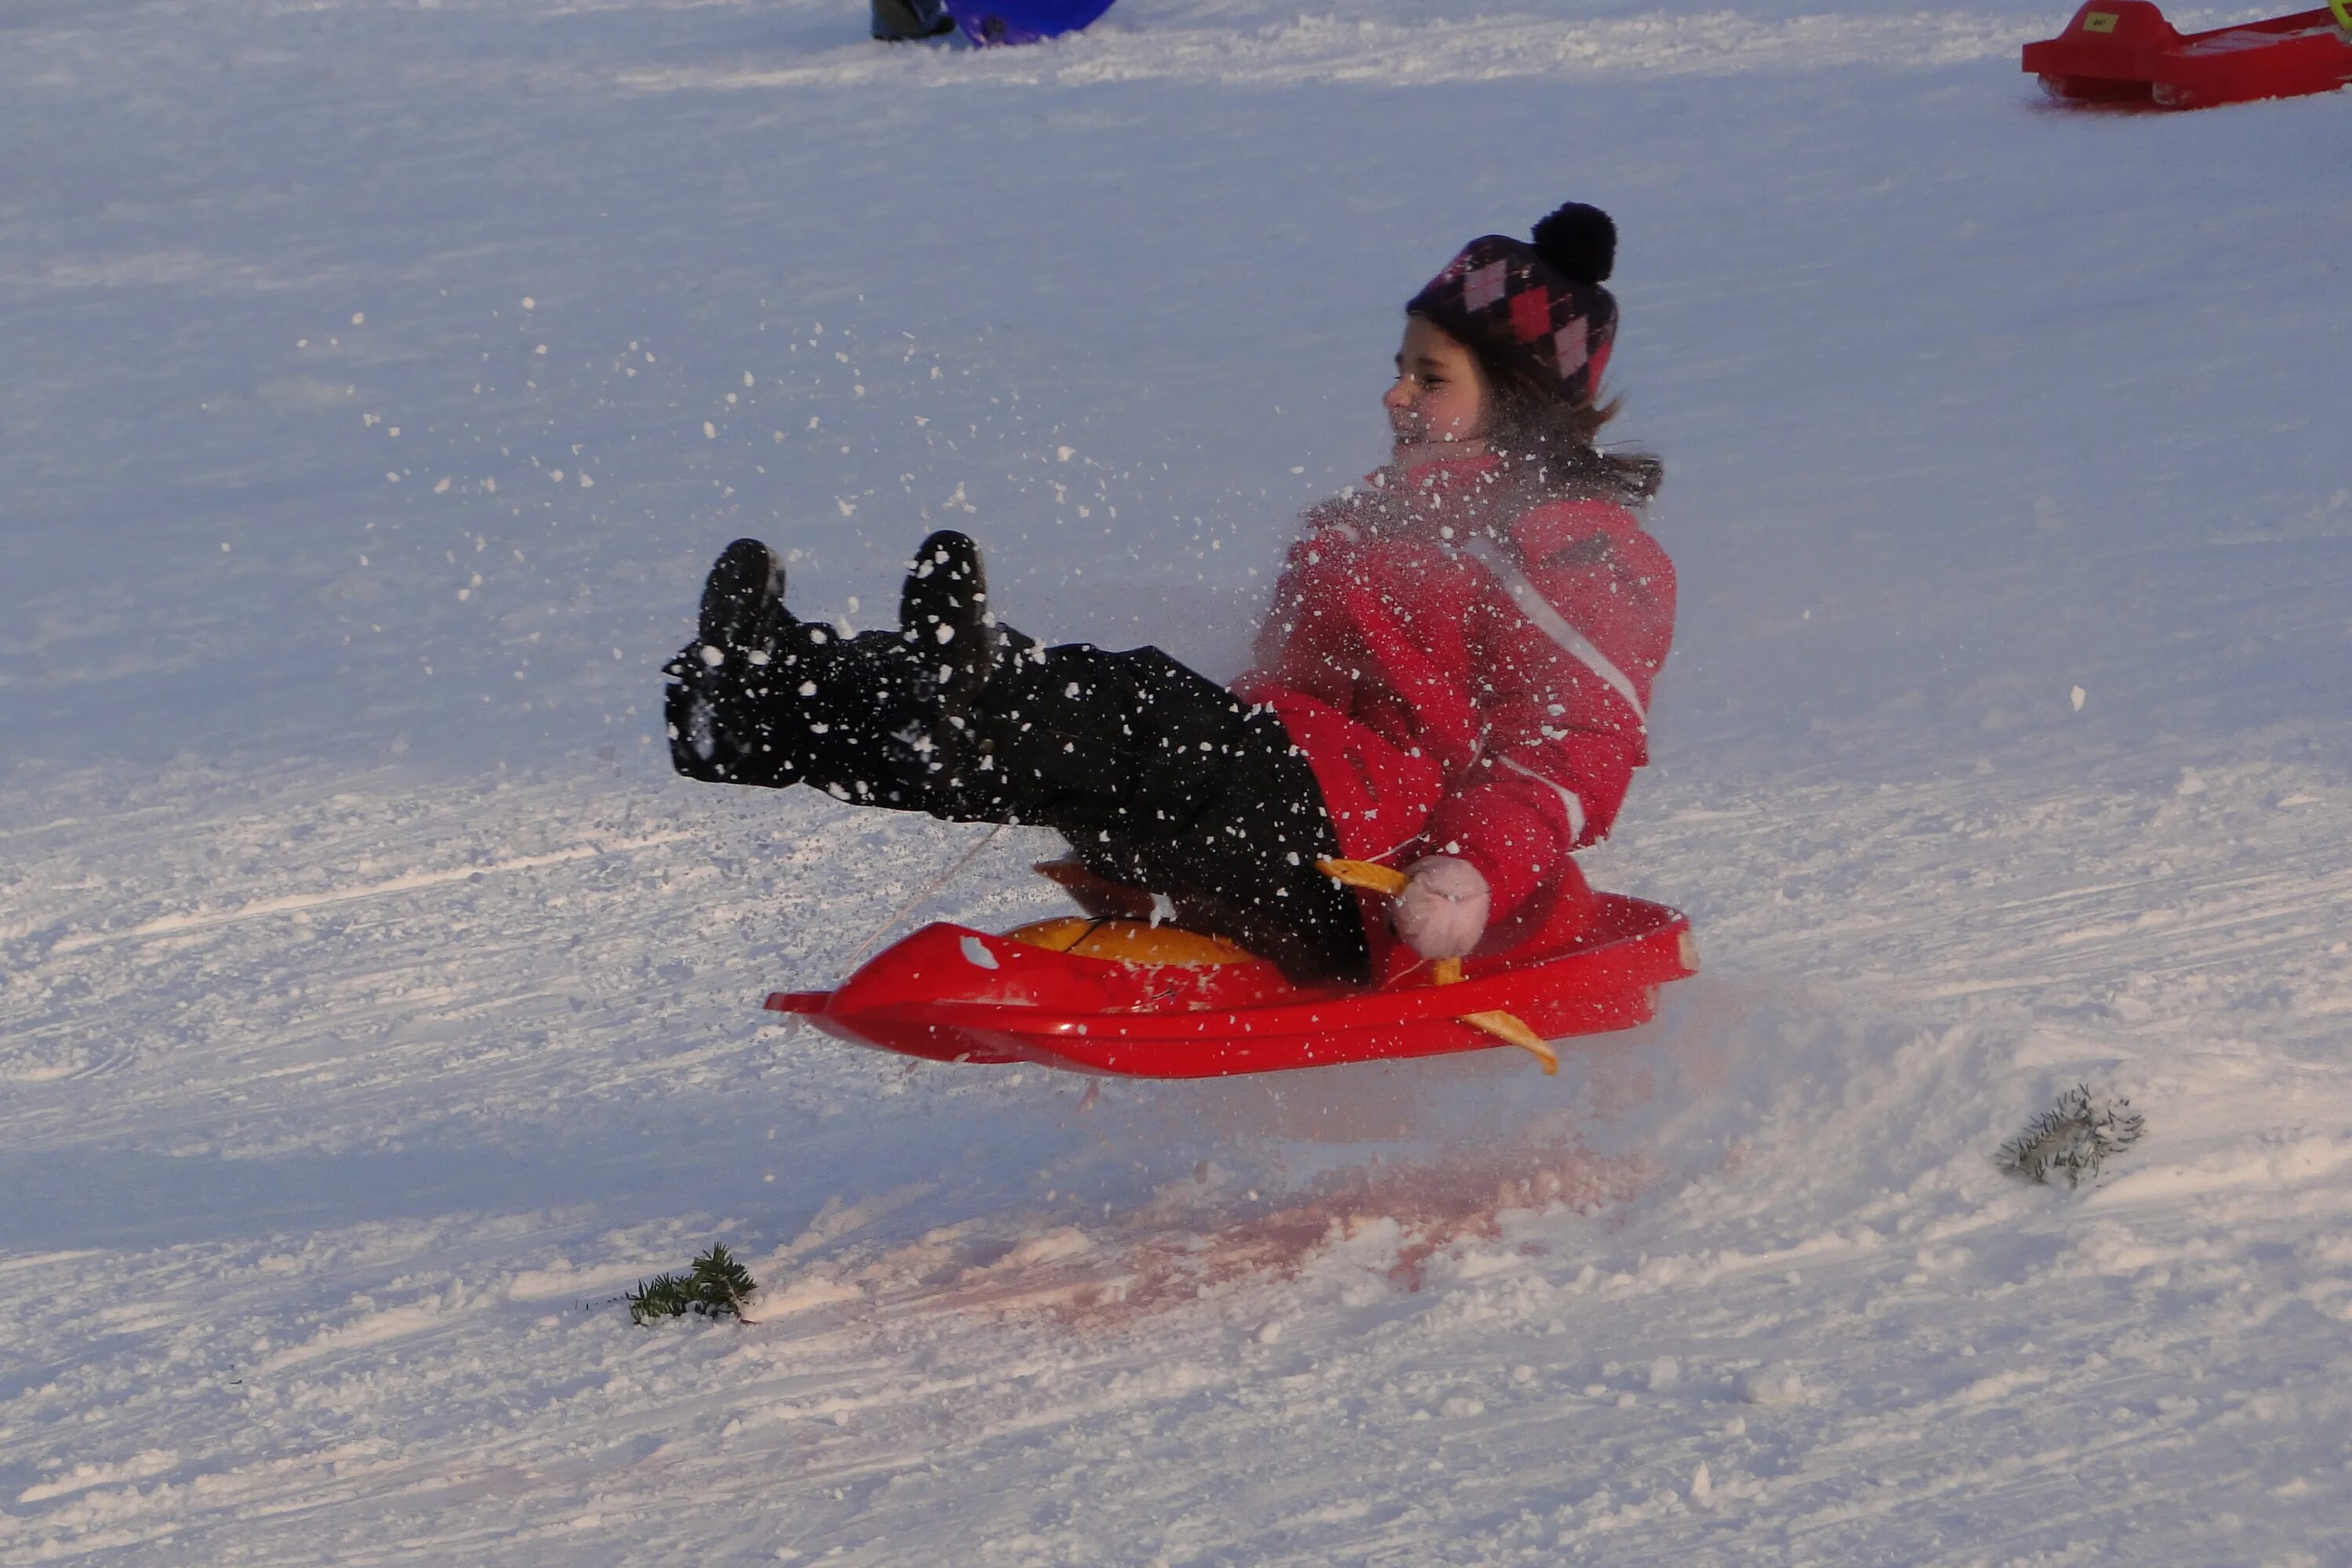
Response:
[2024,0,2352,109]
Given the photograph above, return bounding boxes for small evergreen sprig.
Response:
[626,1243,760,1325]
[1998,1083,2145,1188]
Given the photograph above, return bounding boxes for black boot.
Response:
[895,529,1000,792]
[665,539,948,800]
[665,539,789,786]
[898,531,995,685]
[670,529,1011,802]
[871,0,954,40]
[775,622,970,808]
[700,537,784,655]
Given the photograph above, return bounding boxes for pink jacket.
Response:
[1233,452,1675,950]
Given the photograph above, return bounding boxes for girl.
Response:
[666,201,1672,989]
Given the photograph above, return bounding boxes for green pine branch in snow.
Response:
[626,1243,759,1325]
[1998,1083,2145,1188]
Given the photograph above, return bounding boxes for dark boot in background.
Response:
[872,0,954,41]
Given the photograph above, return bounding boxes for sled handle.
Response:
[1461,1010,1560,1075]
[1318,857,1410,896]
[2335,0,2352,31]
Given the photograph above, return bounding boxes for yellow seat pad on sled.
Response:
[1002,916,1259,967]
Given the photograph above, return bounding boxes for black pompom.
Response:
[1530,202,1616,285]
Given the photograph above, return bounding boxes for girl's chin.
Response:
[1391,436,1482,467]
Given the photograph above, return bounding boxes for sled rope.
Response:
[1317,858,1559,1075]
[848,823,1007,966]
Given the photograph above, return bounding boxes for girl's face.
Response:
[1384,317,1487,466]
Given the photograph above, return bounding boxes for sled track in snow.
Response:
[762,1138,1655,1334]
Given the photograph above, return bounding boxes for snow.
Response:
[6,0,2352,1561]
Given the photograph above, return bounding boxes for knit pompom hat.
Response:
[1405,202,1619,408]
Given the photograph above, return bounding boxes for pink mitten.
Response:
[1391,855,1490,960]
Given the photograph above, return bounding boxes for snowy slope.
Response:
[5,0,2352,1561]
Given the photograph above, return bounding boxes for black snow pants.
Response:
[670,623,1372,987]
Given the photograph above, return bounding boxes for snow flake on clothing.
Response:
[1235,452,1675,940]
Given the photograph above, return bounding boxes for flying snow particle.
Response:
[704,422,717,439]
[350,311,365,325]
[2071,685,2087,712]
[521,296,535,310]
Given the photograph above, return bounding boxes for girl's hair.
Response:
[1434,313,1664,509]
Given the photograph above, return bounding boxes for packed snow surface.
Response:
[5,0,2352,1561]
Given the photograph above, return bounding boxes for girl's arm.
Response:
[1422,509,1674,924]
[1421,727,1645,922]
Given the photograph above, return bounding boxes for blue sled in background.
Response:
[946,0,1118,45]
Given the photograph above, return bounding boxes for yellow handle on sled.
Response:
[1316,858,1559,1074]
[2334,0,2352,32]
[1318,858,1411,896]
[1458,1010,1559,1074]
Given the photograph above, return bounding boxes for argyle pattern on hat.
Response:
[1407,236,1617,408]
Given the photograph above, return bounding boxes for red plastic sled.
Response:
[2024,1,2352,110]
[764,890,1697,1079]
